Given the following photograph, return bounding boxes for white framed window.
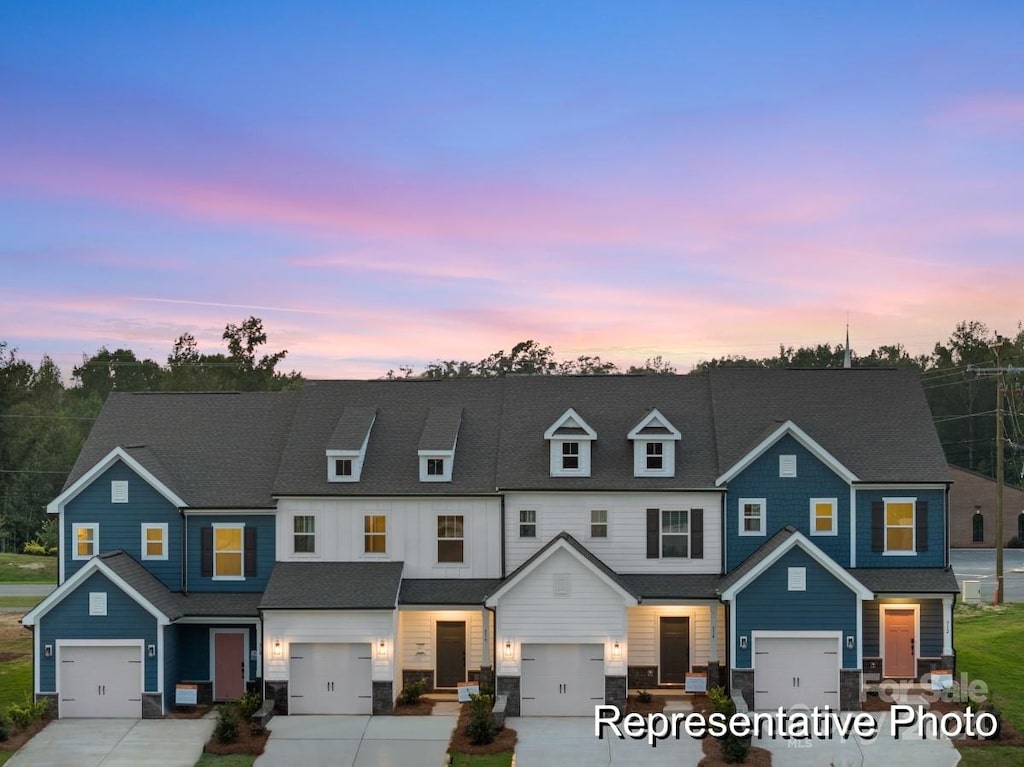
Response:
[427,458,444,476]
[293,515,316,554]
[545,408,596,477]
[661,510,689,557]
[738,499,766,536]
[335,458,353,477]
[437,515,464,563]
[72,523,99,560]
[787,567,806,591]
[89,592,107,616]
[810,498,837,536]
[884,497,916,554]
[213,524,244,579]
[646,442,664,470]
[779,455,797,477]
[561,442,580,470]
[419,451,454,482]
[519,509,536,538]
[364,515,386,554]
[590,509,608,538]
[111,481,129,503]
[141,523,168,560]
[326,450,365,482]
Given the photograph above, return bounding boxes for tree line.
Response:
[2,318,1022,551]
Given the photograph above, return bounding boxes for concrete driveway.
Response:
[254,714,457,767]
[513,716,704,766]
[4,718,214,767]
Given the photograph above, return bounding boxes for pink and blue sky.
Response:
[2,2,1022,378]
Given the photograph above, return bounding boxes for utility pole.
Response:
[969,339,1024,604]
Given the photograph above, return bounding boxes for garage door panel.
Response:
[289,643,372,715]
[753,637,839,711]
[521,643,604,716]
[60,645,142,718]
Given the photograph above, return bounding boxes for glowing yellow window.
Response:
[364,515,386,554]
[885,501,915,552]
[74,524,97,559]
[812,500,836,534]
[214,527,243,577]
[142,524,167,560]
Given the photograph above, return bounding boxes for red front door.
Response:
[214,632,246,700]
[883,609,916,679]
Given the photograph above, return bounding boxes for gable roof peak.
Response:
[544,407,597,440]
[628,407,681,440]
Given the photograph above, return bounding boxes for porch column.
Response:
[709,603,719,663]
[942,597,954,656]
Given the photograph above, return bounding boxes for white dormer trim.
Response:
[47,447,187,515]
[627,408,681,478]
[419,448,455,482]
[715,420,859,486]
[326,414,374,483]
[545,408,596,477]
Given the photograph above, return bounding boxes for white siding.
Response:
[626,605,726,669]
[275,497,501,578]
[263,610,395,682]
[398,609,487,671]
[504,491,723,573]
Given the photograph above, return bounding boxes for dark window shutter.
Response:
[200,527,213,577]
[646,509,659,559]
[691,509,704,559]
[871,501,884,553]
[244,527,258,577]
[915,500,928,552]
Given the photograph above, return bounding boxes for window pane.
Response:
[147,541,164,556]
[294,516,315,534]
[520,510,536,523]
[662,510,688,534]
[887,528,913,551]
[365,516,385,534]
[886,503,914,526]
[438,539,464,562]
[146,528,163,542]
[662,534,688,558]
[77,541,93,557]
[216,552,242,576]
[215,528,242,551]
[815,516,832,532]
[365,535,386,554]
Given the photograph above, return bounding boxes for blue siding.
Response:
[38,571,160,692]
[862,599,945,657]
[185,514,275,592]
[177,623,259,681]
[725,435,852,570]
[63,462,182,589]
[734,548,859,668]
[854,488,946,568]
[163,624,178,709]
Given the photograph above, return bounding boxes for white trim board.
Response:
[716,421,859,486]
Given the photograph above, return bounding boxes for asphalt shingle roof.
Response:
[327,406,377,451]
[418,406,463,451]
[99,551,184,620]
[718,526,798,593]
[851,568,960,594]
[176,592,263,617]
[259,561,404,609]
[399,579,502,605]
[708,368,950,483]
[619,574,722,600]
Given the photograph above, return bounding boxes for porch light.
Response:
[612,641,621,658]
[503,640,513,659]
[377,639,387,659]
[272,640,282,659]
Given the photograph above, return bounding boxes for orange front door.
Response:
[214,632,246,700]
[883,609,916,678]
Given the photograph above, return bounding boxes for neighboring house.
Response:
[947,464,1024,548]
[23,369,958,719]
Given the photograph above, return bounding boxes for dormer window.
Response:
[544,408,596,477]
[628,408,681,478]
[326,406,376,483]
[419,406,462,483]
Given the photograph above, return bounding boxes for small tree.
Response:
[465,693,496,745]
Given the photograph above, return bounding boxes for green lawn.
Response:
[0,751,14,765]
[193,755,256,767]
[956,746,1024,766]
[0,615,33,710]
[0,597,43,610]
[449,753,514,767]
[0,554,56,583]
[954,603,1024,731]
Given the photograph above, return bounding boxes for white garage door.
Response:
[521,643,605,716]
[753,636,840,711]
[59,645,143,718]
[289,643,372,715]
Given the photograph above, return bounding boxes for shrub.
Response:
[706,686,749,763]
[0,712,9,742]
[214,705,239,743]
[636,689,653,704]
[238,688,263,719]
[6,702,34,729]
[465,693,496,746]
[399,679,426,705]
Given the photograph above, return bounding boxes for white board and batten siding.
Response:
[627,605,726,668]
[263,610,394,682]
[276,497,501,578]
[503,491,722,573]
[495,547,627,677]
[400,610,485,671]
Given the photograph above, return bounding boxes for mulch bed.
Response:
[624,694,668,715]
[859,695,1024,749]
[447,702,517,756]
[204,726,270,756]
[0,717,50,754]
[393,699,436,715]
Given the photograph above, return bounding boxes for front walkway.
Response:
[254,714,458,767]
[512,716,705,767]
[4,718,214,767]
